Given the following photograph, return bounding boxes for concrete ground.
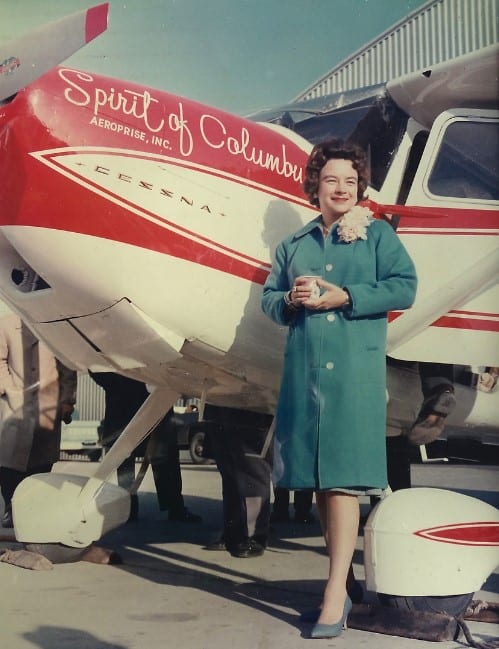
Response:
[1,458,498,649]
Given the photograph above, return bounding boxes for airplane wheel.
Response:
[24,542,88,564]
[379,592,474,617]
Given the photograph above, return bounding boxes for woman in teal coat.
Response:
[261,139,417,639]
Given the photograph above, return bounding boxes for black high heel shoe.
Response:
[310,595,352,639]
[299,580,362,622]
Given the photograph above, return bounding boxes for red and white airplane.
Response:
[0,4,498,609]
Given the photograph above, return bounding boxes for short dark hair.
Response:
[303,139,369,207]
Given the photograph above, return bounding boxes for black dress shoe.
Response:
[204,536,227,551]
[168,507,202,523]
[1,508,13,528]
[408,386,456,445]
[230,538,265,558]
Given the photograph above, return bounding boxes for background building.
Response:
[294,0,497,102]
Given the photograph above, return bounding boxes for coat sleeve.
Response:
[346,220,417,317]
[261,240,296,326]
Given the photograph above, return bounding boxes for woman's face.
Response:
[317,158,358,220]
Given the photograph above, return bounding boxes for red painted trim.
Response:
[44,154,270,269]
[415,522,499,546]
[85,3,109,43]
[43,148,312,216]
[364,199,499,231]
[8,156,498,333]
[399,230,498,236]
[388,310,499,333]
[454,310,499,317]
[432,314,499,333]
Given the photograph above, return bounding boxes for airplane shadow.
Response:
[101,523,330,631]
[95,486,371,630]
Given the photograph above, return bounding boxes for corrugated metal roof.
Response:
[294,0,498,102]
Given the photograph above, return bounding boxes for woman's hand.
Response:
[288,275,320,308]
[302,278,349,310]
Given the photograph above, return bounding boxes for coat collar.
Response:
[291,215,339,242]
[291,216,322,241]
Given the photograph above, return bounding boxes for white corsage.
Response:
[337,206,373,243]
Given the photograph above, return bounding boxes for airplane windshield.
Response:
[249,85,408,191]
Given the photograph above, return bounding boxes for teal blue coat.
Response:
[261,217,417,490]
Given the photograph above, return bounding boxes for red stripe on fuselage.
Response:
[388,310,499,333]
[17,154,271,284]
[366,199,499,231]
[4,148,498,333]
[415,522,499,546]
[432,314,499,333]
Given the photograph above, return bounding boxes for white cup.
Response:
[302,275,321,300]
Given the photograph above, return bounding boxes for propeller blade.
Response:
[0,3,108,102]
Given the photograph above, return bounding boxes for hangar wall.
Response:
[294,0,497,102]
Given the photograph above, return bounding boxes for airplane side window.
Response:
[427,121,499,201]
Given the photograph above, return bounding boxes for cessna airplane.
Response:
[0,3,498,615]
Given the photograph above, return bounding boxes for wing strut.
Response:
[387,248,499,354]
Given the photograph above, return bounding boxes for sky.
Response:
[2,0,429,115]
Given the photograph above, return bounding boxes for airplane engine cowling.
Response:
[364,487,499,597]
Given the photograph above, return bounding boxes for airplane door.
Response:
[389,109,499,368]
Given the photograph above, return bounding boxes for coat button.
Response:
[325,264,333,271]
[327,314,335,322]
[326,362,334,370]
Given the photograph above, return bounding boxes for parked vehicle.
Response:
[173,407,213,464]
[60,418,102,462]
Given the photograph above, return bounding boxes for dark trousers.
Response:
[148,420,184,514]
[114,453,136,491]
[106,417,184,515]
[209,411,273,549]
[386,435,411,491]
[0,464,53,511]
[371,436,411,508]
[273,487,313,517]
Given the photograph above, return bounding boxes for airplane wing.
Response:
[0,3,108,102]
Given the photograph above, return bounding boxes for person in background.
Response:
[478,366,499,393]
[261,139,417,638]
[407,362,456,446]
[89,372,201,523]
[89,371,149,521]
[0,313,77,528]
[270,487,315,525]
[204,406,273,558]
[148,406,202,522]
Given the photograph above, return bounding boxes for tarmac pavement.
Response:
[1,458,498,649]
